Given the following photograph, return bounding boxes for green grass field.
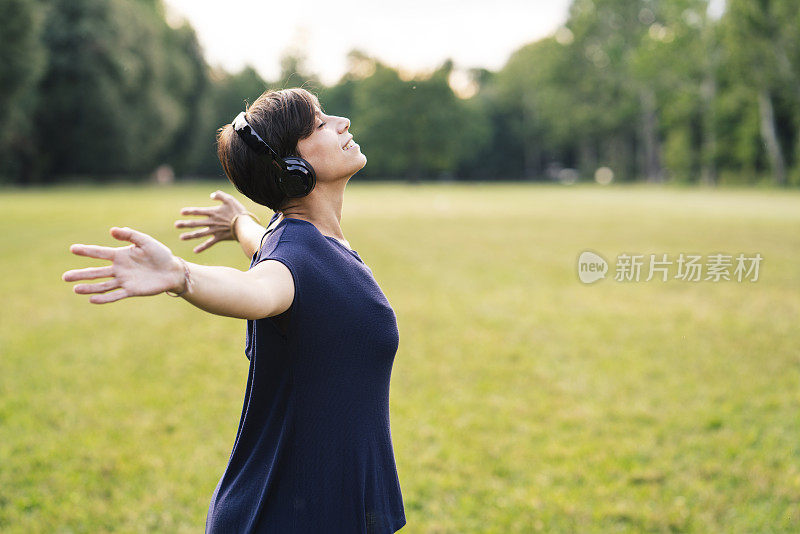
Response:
[1,182,799,533]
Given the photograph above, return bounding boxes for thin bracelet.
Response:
[165,257,193,297]
[230,211,262,242]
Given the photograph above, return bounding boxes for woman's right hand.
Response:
[62,227,185,304]
[174,190,249,253]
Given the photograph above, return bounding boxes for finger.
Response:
[180,207,214,216]
[74,278,121,294]
[174,218,213,228]
[194,236,220,254]
[62,265,114,282]
[110,226,149,247]
[89,289,130,304]
[70,244,115,261]
[180,228,214,241]
[210,190,233,202]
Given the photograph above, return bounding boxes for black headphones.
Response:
[232,111,316,198]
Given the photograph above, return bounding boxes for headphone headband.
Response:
[232,111,283,172]
[229,110,317,199]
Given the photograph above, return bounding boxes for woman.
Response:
[62,88,406,533]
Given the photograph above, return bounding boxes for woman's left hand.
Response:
[174,190,248,253]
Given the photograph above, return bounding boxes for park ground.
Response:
[0,182,799,532]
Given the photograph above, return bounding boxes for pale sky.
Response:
[163,1,573,88]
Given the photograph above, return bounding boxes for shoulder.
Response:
[254,218,326,267]
[249,256,295,318]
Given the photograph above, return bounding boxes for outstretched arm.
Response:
[62,226,293,320]
[174,190,269,258]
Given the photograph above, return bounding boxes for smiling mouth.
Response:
[342,139,356,151]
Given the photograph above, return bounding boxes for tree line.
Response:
[1,0,798,186]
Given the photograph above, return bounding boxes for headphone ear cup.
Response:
[279,156,316,198]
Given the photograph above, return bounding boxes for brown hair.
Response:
[217,88,322,211]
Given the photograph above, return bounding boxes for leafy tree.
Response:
[0,0,47,183]
[2,0,798,187]
[723,0,800,185]
[318,49,374,125]
[32,0,210,180]
[156,22,210,175]
[454,68,514,180]
[631,0,719,184]
[187,66,270,176]
[349,62,415,178]
[348,57,482,181]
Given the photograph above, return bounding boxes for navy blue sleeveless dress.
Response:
[205,214,406,533]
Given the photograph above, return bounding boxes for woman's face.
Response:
[296,107,366,182]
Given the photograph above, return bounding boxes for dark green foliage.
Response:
[1,0,799,185]
[0,0,47,183]
[31,0,209,179]
[189,66,270,177]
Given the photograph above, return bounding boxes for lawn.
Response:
[1,181,799,532]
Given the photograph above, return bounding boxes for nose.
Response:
[339,117,350,133]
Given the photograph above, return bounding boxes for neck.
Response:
[278,180,347,241]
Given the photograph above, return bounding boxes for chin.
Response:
[349,154,367,173]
